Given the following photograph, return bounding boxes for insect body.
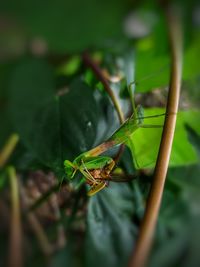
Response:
[64,105,147,195]
[64,156,115,196]
[64,104,164,195]
[87,105,144,157]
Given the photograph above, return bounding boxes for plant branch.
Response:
[129,6,182,267]
[82,52,125,124]
[0,134,19,168]
[8,166,23,267]
[20,182,53,257]
[82,52,125,162]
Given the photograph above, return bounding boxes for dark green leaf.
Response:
[85,183,136,267]
[9,58,115,176]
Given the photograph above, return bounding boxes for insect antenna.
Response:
[135,111,177,121]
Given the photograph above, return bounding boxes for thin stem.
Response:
[19,182,53,257]
[82,52,126,162]
[129,6,182,267]
[0,134,19,168]
[28,183,61,212]
[27,213,53,256]
[8,166,23,267]
[49,193,66,249]
[82,52,125,124]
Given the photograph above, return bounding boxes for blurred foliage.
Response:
[0,1,200,267]
[0,0,130,53]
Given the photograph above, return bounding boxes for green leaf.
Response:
[9,58,114,175]
[170,110,200,166]
[126,108,200,169]
[85,183,136,267]
[167,165,200,201]
[57,56,81,76]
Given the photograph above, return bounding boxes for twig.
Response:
[20,182,53,257]
[28,183,62,212]
[82,52,125,124]
[49,193,66,249]
[82,52,125,161]
[128,6,182,267]
[0,134,19,168]
[8,166,23,267]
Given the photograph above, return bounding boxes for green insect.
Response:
[64,104,163,196]
[64,155,115,196]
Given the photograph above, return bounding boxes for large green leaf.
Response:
[1,0,129,53]
[126,108,200,169]
[85,183,136,267]
[9,58,114,175]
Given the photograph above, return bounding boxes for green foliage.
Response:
[149,163,200,267]
[127,108,200,169]
[1,0,130,53]
[183,36,200,80]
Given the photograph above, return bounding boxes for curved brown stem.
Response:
[128,6,183,267]
[82,52,125,124]
[82,52,125,162]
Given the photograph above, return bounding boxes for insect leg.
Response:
[80,160,108,196]
[80,160,98,184]
[87,181,107,196]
